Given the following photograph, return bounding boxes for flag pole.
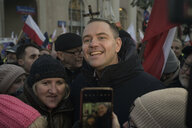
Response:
[16,29,23,44]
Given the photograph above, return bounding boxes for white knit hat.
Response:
[0,64,25,93]
[130,88,187,128]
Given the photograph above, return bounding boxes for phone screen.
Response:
[80,87,113,128]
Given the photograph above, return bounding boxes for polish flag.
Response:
[142,0,177,79]
[23,15,45,46]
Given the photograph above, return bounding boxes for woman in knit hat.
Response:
[0,64,26,96]
[18,54,73,128]
[0,94,47,128]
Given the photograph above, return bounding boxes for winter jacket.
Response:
[70,36,165,126]
[18,83,74,128]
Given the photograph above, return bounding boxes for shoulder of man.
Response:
[137,71,165,89]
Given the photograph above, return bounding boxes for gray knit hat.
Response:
[0,64,26,93]
[163,49,180,74]
[130,88,187,128]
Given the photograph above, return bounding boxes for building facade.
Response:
[0,0,142,41]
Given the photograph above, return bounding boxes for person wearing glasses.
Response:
[178,46,192,89]
[167,46,192,89]
[55,33,83,84]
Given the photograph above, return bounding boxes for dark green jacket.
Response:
[18,83,74,128]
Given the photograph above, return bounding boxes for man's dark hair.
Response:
[87,18,119,38]
[16,43,40,59]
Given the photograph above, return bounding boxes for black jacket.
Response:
[70,37,165,126]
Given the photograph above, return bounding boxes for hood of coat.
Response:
[82,36,144,87]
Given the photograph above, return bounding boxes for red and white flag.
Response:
[23,15,45,46]
[142,0,177,79]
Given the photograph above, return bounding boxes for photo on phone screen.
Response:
[80,87,113,128]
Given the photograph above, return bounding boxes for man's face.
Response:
[179,54,192,88]
[171,41,182,58]
[57,46,83,70]
[20,46,40,73]
[82,21,122,71]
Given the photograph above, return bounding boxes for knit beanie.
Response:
[0,64,26,93]
[0,94,41,128]
[163,49,180,74]
[55,33,82,51]
[27,54,68,87]
[130,88,187,128]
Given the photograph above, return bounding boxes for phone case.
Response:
[80,87,113,128]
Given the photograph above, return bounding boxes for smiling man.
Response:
[71,19,164,126]
[82,20,122,76]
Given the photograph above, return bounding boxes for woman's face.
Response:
[97,104,108,117]
[34,78,67,111]
[7,74,26,94]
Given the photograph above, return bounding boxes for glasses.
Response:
[182,60,192,72]
[64,49,82,56]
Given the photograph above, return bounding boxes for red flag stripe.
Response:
[143,31,169,79]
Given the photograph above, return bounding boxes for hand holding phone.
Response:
[80,87,113,128]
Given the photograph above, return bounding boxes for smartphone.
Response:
[80,87,113,128]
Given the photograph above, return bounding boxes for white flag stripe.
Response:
[51,29,57,40]
[185,35,190,42]
[139,29,144,41]
[127,23,137,42]
[161,27,177,74]
[61,23,66,34]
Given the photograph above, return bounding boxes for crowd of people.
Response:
[0,18,191,128]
